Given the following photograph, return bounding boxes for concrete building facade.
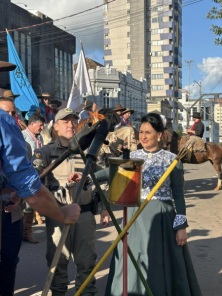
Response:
[0,0,75,100]
[103,0,182,114]
[87,64,147,129]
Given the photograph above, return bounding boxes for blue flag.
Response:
[7,32,39,111]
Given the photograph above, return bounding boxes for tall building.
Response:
[104,0,182,117]
[0,0,75,101]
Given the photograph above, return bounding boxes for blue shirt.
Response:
[0,109,41,198]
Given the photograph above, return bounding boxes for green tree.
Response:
[207,0,222,45]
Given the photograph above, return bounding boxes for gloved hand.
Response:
[33,159,47,174]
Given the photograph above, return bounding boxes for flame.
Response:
[88,111,105,124]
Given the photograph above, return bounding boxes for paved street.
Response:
[14,161,222,296]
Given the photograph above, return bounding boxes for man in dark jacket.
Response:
[186,112,205,138]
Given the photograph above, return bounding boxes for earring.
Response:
[158,138,160,142]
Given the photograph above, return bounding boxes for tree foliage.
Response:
[207,0,222,45]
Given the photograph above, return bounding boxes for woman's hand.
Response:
[176,228,187,246]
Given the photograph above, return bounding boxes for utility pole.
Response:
[194,80,202,112]
[184,59,193,100]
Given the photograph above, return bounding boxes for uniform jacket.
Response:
[32,138,92,206]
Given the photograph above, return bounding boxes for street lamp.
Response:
[184,59,193,100]
[193,80,202,112]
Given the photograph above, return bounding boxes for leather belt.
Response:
[80,202,93,213]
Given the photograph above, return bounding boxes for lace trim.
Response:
[173,214,187,228]
[141,195,171,201]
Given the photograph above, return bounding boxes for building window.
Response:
[151,40,164,45]
[103,91,110,108]
[152,63,163,68]
[127,54,131,59]
[105,60,113,66]
[152,28,163,34]
[152,85,164,90]
[127,43,131,48]
[104,49,112,56]
[152,17,163,23]
[127,32,130,37]
[152,74,164,79]
[151,51,163,56]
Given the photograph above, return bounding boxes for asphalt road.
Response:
[14,162,222,296]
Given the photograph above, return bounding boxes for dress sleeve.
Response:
[170,160,188,230]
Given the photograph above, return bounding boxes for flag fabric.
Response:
[66,69,83,112]
[7,32,39,111]
[67,49,92,111]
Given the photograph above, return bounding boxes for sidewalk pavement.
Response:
[14,162,222,295]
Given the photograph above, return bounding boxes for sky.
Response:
[12,0,222,98]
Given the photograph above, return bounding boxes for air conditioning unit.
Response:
[148,64,152,67]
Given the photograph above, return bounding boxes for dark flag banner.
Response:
[7,32,39,111]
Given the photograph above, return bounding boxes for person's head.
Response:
[83,99,93,112]
[0,90,19,101]
[114,104,126,116]
[28,113,45,134]
[139,113,165,151]
[54,108,79,140]
[122,108,134,120]
[50,99,62,114]
[0,98,16,118]
[193,112,201,122]
[37,92,51,106]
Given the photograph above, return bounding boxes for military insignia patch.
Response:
[34,149,43,159]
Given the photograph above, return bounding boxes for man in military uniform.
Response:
[32,108,109,296]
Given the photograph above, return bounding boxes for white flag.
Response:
[67,49,92,111]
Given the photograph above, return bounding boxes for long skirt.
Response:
[105,200,202,296]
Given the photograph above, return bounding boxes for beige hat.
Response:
[114,104,126,112]
[55,108,79,122]
[0,61,16,72]
[0,89,19,99]
[122,108,134,115]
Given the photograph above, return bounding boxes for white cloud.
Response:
[184,57,222,98]
[12,0,104,62]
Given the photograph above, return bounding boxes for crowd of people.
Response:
[0,60,203,296]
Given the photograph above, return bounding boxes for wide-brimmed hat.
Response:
[122,108,134,115]
[50,99,62,108]
[0,89,19,99]
[55,108,79,122]
[83,99,93,110]
[193,112,201,119]
[37,92,51,100]
[114,104,126,112]
[0,61,16,72]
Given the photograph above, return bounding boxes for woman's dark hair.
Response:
[28,113,45,125]
[140,113,165,132]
